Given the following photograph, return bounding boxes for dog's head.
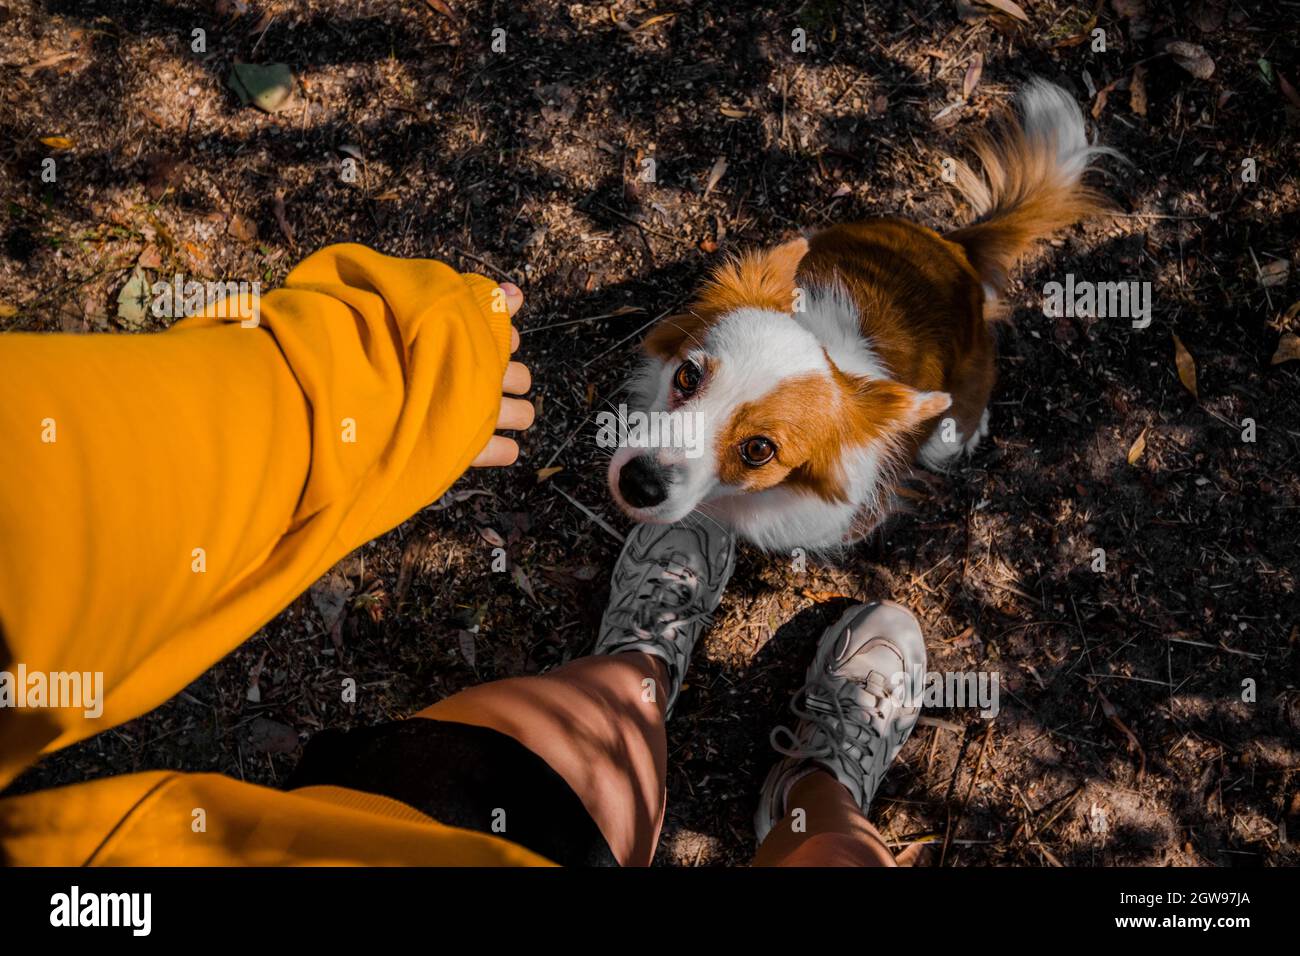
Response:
[607,237,951,525]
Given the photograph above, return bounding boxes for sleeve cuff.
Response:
[461,273,512,372]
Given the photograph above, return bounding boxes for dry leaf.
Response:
[703,156,727,195]
[22,52,79,75]
[636,12,677,30]
[477,526,506,548]
[975,0,1029,23]
[1258,259,1290,288]
[310,566,354,633]
[227,213,258,242]
[136,244,162,269]
[1165,40,1215,81]
[1271,332,1300,365]
[272,190,295,247]
[511,564,538,603]
[40,135,74,150]
[535,466,563,483]
[0,302,19,320]
[963,53,983,99]
[423,0,459,20]
[1172,334,1199,399]
[800,588,852,603]
[1126,427,1148,465]
[456,629,477,667]
[1130,64,1148,117]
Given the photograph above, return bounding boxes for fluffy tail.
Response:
[946,79,1120,295]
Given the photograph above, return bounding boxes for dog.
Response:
[608,79,1118,551]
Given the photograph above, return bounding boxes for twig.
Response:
[551,486,625,543]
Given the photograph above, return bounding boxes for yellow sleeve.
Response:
[0,244,511,788]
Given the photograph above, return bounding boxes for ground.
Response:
[2,0,1298,866]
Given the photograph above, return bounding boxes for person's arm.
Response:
[0,244,520,787]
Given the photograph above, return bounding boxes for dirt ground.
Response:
[2,0,1298,866]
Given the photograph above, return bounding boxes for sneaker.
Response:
[755,601,926,843]
[593,517,736,717]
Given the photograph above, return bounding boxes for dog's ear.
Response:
[643,312,712,360]
[697,236,809,316]
[843,375,953,440]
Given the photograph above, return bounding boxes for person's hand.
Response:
[471,282,533,467]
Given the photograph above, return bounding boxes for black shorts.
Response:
[288,717,618,867]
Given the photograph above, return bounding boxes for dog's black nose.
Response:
[618,456,668,508]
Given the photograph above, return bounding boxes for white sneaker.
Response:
[755,601,927,843]
[593,518,736,717]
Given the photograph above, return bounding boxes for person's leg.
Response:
[416,652,669,866]
[752,601,928,867]
[752,771,895,867]
[417,517,736,866]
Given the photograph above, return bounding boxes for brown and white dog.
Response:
[608,80,1117,551]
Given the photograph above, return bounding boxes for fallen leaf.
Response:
[698,238,718,253]
[1172,334,1199,399]
[963,53,983,99]
[1130,64,1148,117]
[477,526,505,548]
[1258,259,1290,288]
[457,629,477,667]
[1271,332,1300,365]
[703,156,727,195]
[0,302,18,319]
[1126,427,1148,465]
[932,100,964,127]
[115,266,152,328]
[246,650,267,703]
[535,466,563,483]
[310,566,355,633]
[136,244,162,269]
[801,588,852,603]
[372,190,401,201]
[337,144,364,161]
[1091,75,1127,119]
[40,135,74,150]
[227,62,296,113]
[271,190,295,247]
[975,0,1029,23]
[423,0,459,20]
[511,564,538,603]
[227,213,258,242]
[635,12,677,30]
[1165,40,1215,81]
[719,106,748,118]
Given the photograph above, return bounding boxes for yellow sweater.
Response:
[0,245,551,866]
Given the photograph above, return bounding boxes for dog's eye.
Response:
[739,436,776,466]
[673,360,702,394]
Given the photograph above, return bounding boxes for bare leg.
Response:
[415,652,668,867]
[751,770,896,867]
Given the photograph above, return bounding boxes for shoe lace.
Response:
[604,553,714,640]
[769,670,883,764]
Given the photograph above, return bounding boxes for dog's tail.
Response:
[946,79,1119,297]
